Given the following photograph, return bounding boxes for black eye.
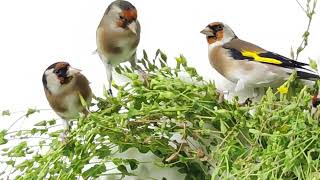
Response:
[55,69,61,74]
[119,15,124,20]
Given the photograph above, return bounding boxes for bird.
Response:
[96,0,140,95]
[200,22,319,97]
[42,62,92,140]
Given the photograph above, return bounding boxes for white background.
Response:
[0,0,319,128]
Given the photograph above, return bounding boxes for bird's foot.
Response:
[60,130,69,143]
[138,69,149,86]
[108,88,113,96]
[216,90,229,103]
[239,98,252,106]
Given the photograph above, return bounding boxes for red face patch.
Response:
[53,62,70,85]
[122,9,137,21]
[117,9,137,28]
[312,95,320,107]
[206,29,224,44]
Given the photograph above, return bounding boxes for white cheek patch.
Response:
[107,6,127,31]
[108,6,122,21]
[45,69,62,94]
[208,41,222,52]
[112,6,122,14]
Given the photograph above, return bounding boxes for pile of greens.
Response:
[1,50,320,179]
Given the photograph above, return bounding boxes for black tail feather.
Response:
[297,71,320,81]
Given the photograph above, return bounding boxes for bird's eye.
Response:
[119,15,124,20]
[55,69,61,74]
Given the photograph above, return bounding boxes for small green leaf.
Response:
[143,49,148,60]
[78,92,87,108]
[115,66,122,74]
[82,164,106,179]
[185,67,198,77]
[96,145,111,159]
[309,58,318,70]
[1,110,10,116]
[34,120,47,126]
[8,141,27,157]
[160,51,167,62]
[2,148,9,152]
[155,49,161,59]
[48,119,56,126]
[249,129,260,135]
[6,160,15,166]
[0,130,7,145]
[128,106,140,118]
[199,120,205,128]
[220,120,227,134]
[117,165,129,175]
[128,159,139,170]
[26,108,38,117]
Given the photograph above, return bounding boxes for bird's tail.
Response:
[296,67,320,81]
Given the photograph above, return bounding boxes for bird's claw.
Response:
[216,90,229,103]
[60,130,68,143]
[108,88,113,96]
[138,69,149,85]
[239,98,252,106]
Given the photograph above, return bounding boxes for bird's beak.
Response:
[200,27,214,36]
[128,21,137,34]
[67,67,81,76]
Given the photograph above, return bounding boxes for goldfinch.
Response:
[96,0,140,95]
[42,62,92,139]
[201,22,319,93]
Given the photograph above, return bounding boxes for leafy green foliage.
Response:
[1,50,320,179]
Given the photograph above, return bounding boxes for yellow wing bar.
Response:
[241,51,283,65]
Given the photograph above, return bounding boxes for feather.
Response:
[223,38,319,81]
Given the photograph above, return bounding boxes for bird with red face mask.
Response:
[96,0,140,96]
[42,62,92,140]
[201,22,319,100]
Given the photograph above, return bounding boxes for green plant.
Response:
[0,48,320,179]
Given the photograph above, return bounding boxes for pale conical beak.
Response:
[128,21,137,34]
[67,67,81,76]
[200,27,214,36]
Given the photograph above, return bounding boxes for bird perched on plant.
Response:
[96,0,140,95]
[200,22,319,96]
[42,62,92,139]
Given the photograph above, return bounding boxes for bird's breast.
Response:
[56,93,81,119]
[45,75,92,120]
[208,46,237,82]
[97,27,139,65]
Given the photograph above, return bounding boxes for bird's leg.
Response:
[235,79,245,92]
[216,90,229,103]
[129,53,138,70]
[104,62,113,96]
[60,119,70,142]
[129,52,143,72]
